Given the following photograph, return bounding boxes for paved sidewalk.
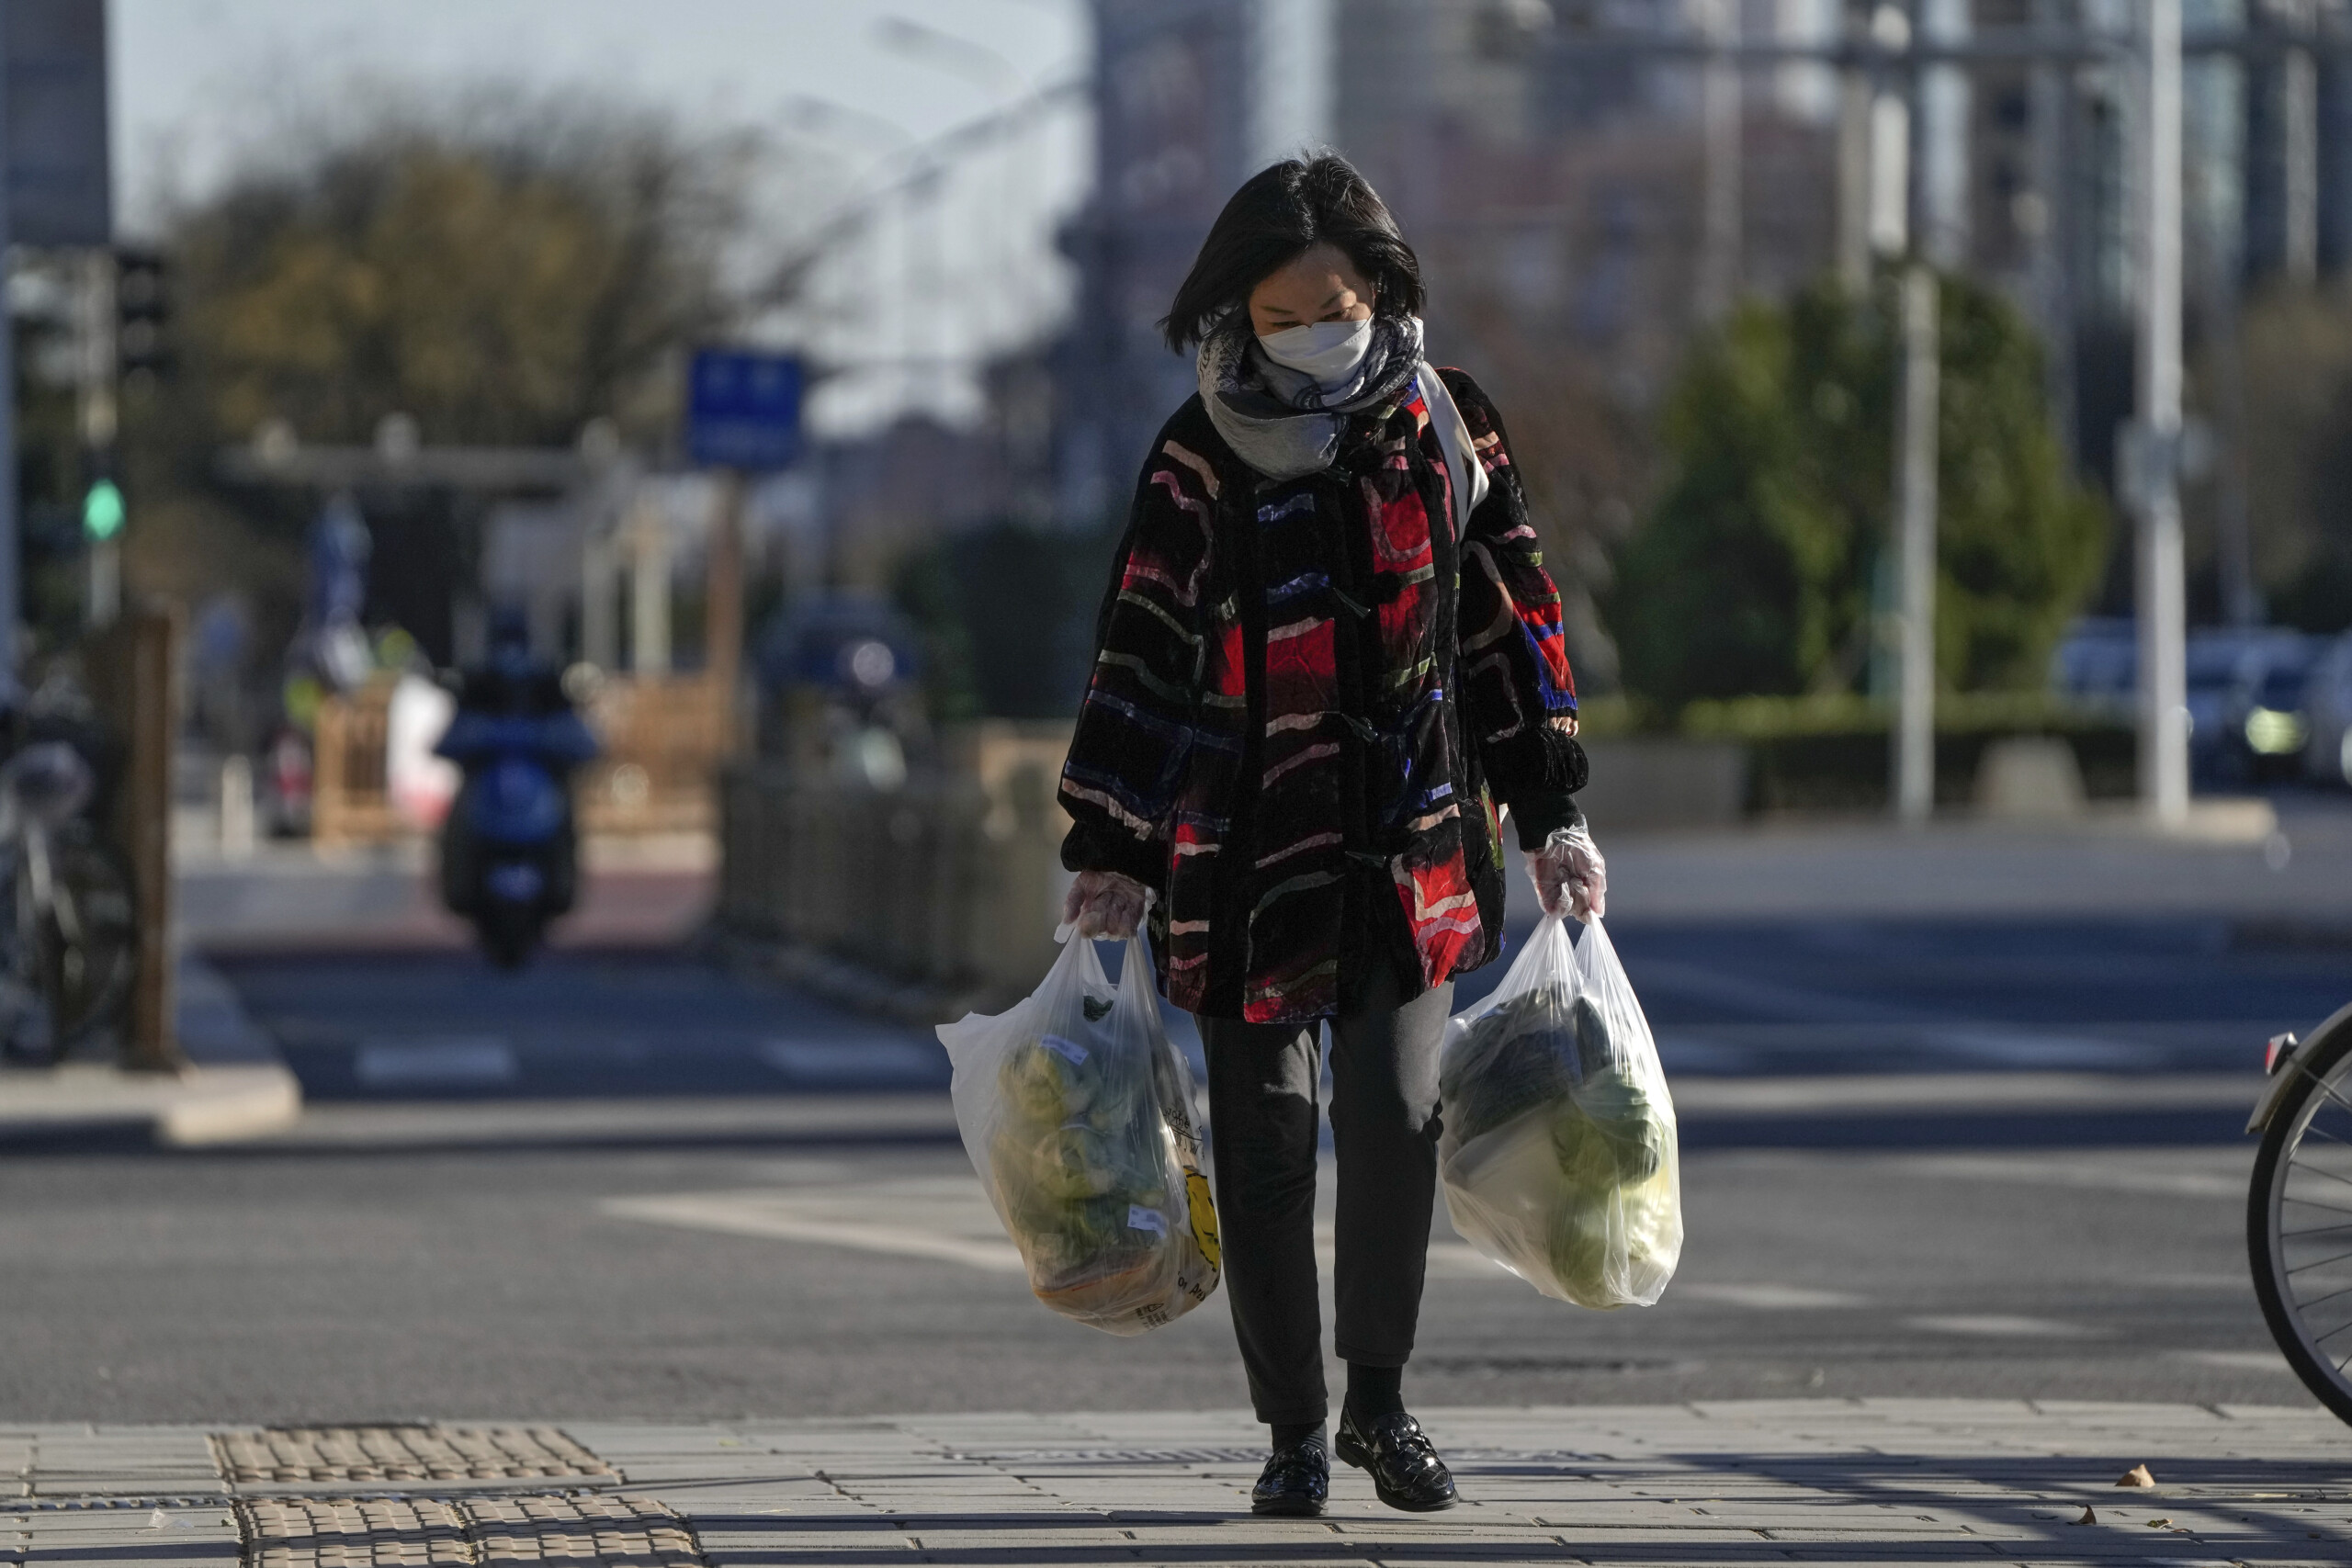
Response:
[6,1402,2348,1565]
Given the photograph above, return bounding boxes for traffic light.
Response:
[115,247,171,381]
[82,479,124,542]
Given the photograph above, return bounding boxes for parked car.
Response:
[2221,645,2317,784]
[2049,617,2136,716]
[2052,621,2317,786]
[2301,631,2352,787]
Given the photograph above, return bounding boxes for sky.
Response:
[109,0,1094,434]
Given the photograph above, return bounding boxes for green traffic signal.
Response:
[83,479,125,541]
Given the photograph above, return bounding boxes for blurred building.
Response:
[1053,0,1850,680]
[1056,0,1268,533]
[1056,0,2352,522]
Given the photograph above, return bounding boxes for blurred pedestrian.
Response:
[1057,155,1603,1517]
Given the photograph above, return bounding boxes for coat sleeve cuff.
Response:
[1481,725,1589,800]
[1060,818,1164,890]
[1507,792,1585,851]
[1480,725,1588,851]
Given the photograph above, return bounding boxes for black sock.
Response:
[1271,1420,1326,1452]
[1345,1362,1404,1419]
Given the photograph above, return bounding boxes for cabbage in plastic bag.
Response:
[1437,914,1680,1308]
[939,930,1220,1334]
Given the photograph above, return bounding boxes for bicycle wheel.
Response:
[39,824,138,1054]
[2249,1021,2352,1425]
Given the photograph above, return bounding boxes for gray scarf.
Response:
[1195,313,1426,481]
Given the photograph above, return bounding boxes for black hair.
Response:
[1160,153,1424,353]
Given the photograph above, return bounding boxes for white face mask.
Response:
[1256,318,1374,382]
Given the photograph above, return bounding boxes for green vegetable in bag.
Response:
[1556,1070,1667,1182]
[1441,985,1579,1144]
[941,927,1224,1335]
[987,1021,1177,1282]
[1545,1094,1673,1297]
[1000,1032,1102,1125]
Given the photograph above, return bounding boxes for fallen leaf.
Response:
[2116,1463,2155,1487]
[2148,1517,2174,1529]
[2074,1506,2098,1525]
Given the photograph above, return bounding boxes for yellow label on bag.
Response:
[1184,1168,1221,1270]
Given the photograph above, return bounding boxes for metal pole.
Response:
[1919,0,1973,270]
[1877,5,1937,827]
[2030,0,2076,460]
[2138,0,2190,828]
[582,533,617,671]
[704,470,746,760]
[628,495,672,676]
[0,36,19,681]
[1894,262,1940,825]
[81,248,119,628]
[1695,0,1741,321]
[1837,39,1874,289]
[2285,29,2320,280]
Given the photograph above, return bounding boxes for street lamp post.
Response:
[2135,0,2191,828]
[0,40,18,680]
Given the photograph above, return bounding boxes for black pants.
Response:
[1197,969,1453,1427]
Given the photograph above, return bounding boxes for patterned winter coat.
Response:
[1058,367,1587,1024]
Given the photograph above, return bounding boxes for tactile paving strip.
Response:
[235,1495,705,1568]
[209,1429,612,1485]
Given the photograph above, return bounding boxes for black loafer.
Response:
[1250,1438,1329,1517]
[1335,1407,1458,1512]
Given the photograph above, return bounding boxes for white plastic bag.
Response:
[1437,914,1681,1308]
[937,930,1221,1334]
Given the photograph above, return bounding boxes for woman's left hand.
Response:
[1523,823,1606,922]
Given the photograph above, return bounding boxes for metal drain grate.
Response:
[236,1495,704,1568]
[210,1427,612,1484]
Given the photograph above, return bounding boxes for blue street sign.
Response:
[6,0,112,247]
[686,348,802,470]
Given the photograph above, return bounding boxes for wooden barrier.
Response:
[311,679,401,848]
[311,671,729,844]
[577,674,726,835]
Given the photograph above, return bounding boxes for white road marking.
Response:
[1905,1314,2106,1338]
[1897,1152,2248,1200]
[603,1184,1513,1280]
[604,1191,1026,1273]
[2168,1348,2297,1373]
[353,1036,518,1087]
[759,1039,940,1085]
[1672,1073,2255,1116]
[1928,1031,2165,1069]
[1674,1282,1870,1310]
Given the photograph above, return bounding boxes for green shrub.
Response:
[1610,273,2109,715]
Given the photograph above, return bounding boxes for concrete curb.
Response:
[0,1061,300,1145]
[0,953,300,1146]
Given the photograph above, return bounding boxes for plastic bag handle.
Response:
[1053,885,1156,946]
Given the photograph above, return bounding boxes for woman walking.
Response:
[1057,155,1605,1517]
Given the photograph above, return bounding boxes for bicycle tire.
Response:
[2248,1021,2352,1426]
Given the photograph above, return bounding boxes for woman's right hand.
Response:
[1062,869,1150,939]
[1523,823,1607,922]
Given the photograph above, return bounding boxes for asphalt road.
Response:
[5,881,2348,1426]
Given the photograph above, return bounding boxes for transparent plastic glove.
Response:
[1523,823,1606,922]
[1060,869,1149,940]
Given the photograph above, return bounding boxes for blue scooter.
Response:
[435,621,598,969]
